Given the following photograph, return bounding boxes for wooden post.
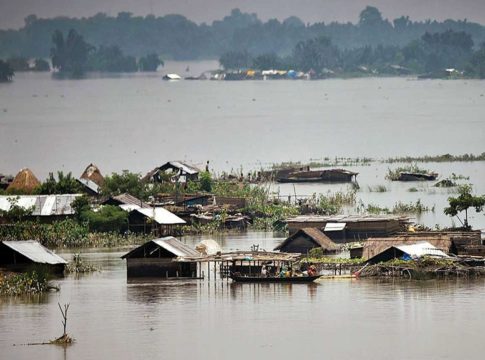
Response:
[207,262,210,282]
[166,271,168,278]
[214,261,217,280]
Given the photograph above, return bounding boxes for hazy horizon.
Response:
[1,0,485,30]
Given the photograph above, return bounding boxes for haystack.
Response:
[7,168,40,193]
[80,163,104,186]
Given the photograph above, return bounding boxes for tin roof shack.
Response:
[102,193,150,209]
[274,228,338,254]
[363,234,454,260]
[127,207,186,236]
[286,215,409,243]
[121,237,199,278]
[145,161,201,184]
[0,240,67,274]
[0,194,81,223]
[366,241,449,264]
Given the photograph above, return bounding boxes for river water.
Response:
[1,68,485,228]
[1,232,485,360]
[1,67,485,358]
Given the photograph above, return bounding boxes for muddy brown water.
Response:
[1,232,485,359]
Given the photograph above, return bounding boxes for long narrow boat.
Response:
[230,274,321,283]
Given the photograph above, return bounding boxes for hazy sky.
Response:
[1,0,484,30]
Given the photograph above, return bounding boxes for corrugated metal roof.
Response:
[77,178,100,194]
[134,207,186,225]
[111,193,150,208]
[152,237,199,257]
[1,240,67,265]
[121,236,199,258]
[395,241,449,258]
[0,195,81,216]
[162,161,201,175]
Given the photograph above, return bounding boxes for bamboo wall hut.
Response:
[121,237,199,277]
[6,168,40,193]
[0,240,67,274]
[274,228,338,254]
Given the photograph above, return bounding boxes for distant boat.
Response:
[395,172,438,181]
[163,73,182,80]
[276,168,358,183]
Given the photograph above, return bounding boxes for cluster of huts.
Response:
[0,161,251,233]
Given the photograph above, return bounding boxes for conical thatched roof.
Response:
[80,163,104,186]
[7,168,41,193]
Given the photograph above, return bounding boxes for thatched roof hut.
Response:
[7,168,40,193]
[80,163,104,186]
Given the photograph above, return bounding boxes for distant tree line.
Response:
[219,29,485,78]
[50,29,163,76]
[1,6,484,61]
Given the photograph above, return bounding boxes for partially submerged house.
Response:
[366,241,449,264]
[286,215,409,242]
[0,194,81,223]
[145,161,201,184]
[121,237,199,277]
[274,228,339,254]
[395,172,438,181]
[7,168,41,193]
[363,231,482,259]
[102,193,185,235]
[0,240,67,274]
[0,174,13,190]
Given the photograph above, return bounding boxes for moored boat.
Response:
[230,274,321,283]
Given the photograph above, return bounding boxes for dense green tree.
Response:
[101,171,146,199]
[219,50,252,70]
[0,60,14,82]
[466,46,485,78]
[252,53,283,70]
[36,171,82,194]
[87,45,137,72]
[7,57,29,71]
[138,53,163,71]
[51,29,94,77]
[81,205,128,233]
[444,185,485,228]
[292,36,340,73]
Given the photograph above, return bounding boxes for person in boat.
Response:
[261,265,268,278]
[307,264,317,276]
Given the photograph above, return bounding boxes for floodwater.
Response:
[1,233,485,360]
[1,67,484,229]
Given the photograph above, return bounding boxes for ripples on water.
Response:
[1,249,484,360]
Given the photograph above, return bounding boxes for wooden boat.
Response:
[230,274,321,283]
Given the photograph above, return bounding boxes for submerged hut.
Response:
[0,240,67,274]
[121,237,199,277]
[396,172,438,181]
[366,241,449,264]
[277,168,358,183]
[7,168,40,193]
[274,228,339,254]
